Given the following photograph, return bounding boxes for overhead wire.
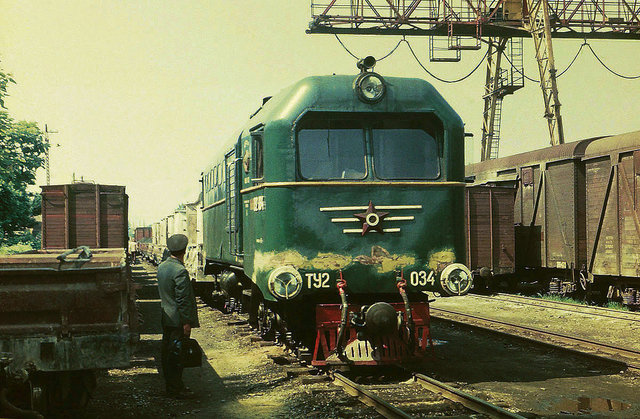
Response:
[333,33,403,62]
[335,33,487,83]
[557,41,587,77]
[404,37,488,83]
[585,43,640,80]
[335,33,640,83]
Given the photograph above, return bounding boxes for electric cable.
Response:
[404,38,488,83]
[501,52,539,83]
[585,43,640,80]
[557,41,586,77]
[334,33,403,61]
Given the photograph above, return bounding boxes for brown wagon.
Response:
[41,183,129,250]
[465,185,516,289]
[466,137,599,293]
[583,131,640,305]
[0,248,137,414]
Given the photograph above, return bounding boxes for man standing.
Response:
[157,233,200,398]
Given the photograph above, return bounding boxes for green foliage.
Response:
[538,294,588,305]
[0,64,47,246]
[604,301,629,311]
[0,242,34,255]
[0,67,15,109]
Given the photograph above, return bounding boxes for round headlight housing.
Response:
[355,72,386,104]
[439,263,473,296]
[267,266,303,300]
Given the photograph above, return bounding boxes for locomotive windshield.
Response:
[372,129,439,179]
[297,113,441,181]
[298,125,367,180]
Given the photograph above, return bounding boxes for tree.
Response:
[0,66,48,246]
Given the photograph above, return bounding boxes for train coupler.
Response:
[312,300,432,366]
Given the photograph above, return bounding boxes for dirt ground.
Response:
[430,294,640,352]
[61,291,640,418]
[76,302,380,419]
[427,295,640,418]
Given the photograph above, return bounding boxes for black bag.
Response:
[170,337,203,368]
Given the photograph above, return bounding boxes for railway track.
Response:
[430,307,640,373]
[332,371,525,418]
[469,293,640,323]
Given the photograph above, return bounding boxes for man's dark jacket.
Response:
[157,257,200,328]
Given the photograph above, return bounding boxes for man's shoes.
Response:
[167,388,196,399]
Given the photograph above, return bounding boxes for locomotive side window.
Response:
[372,129,439,179]
[252,133,264,179]
[298,127,366,180]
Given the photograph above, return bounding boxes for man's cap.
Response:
[167,234,188,252]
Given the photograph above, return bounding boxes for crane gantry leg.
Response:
[481,37,508,161]
[481,37,524,161]
[525,0,566,146]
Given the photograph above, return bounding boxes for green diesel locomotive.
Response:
[201,60,472,365]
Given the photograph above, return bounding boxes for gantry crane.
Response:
[308,0,640,159]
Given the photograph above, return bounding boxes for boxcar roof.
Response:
[466,136,604,180]
[582,130,640,160]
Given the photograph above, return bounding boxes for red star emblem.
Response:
[354,201,389,236]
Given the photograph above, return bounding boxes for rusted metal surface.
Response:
[584,135,640,279]
[466,137,600,184]
[468,138,591,272]
[0,248,137,374]
[466,186,516,275]
[41,183,128,250]
[134,227,152,242]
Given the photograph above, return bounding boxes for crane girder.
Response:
[309,0,640,39]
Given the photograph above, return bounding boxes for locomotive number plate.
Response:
[410,270,435,287]
[306,272,330,289]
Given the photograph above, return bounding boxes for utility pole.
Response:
[43,124,58,185]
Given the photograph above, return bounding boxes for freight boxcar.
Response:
[466,139,597,292]
[0,248,137,414]
[466,131,640,307]
[465,185,516,289]
[583,132,640,305]
[41,183,128,250]
[134,226,152,242]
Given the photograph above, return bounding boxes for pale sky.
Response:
[2,1,639,224]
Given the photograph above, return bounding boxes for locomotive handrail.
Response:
[240,180,466,194]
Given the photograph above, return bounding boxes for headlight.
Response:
[440,263,473,296]
[267,266,303,299]
[355,72,386,104]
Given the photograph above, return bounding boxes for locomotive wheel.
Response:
[257,302,275,340]
[579,272,589,291]
[248,283,261,329]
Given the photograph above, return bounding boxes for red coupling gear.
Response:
[337,270,347,293]
[396,268,407,291]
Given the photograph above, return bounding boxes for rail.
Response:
[430,307,640,372]
[413,373,525,419]
[469,293,640,323]
[332,371,524,418]
[331,372,412,419]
